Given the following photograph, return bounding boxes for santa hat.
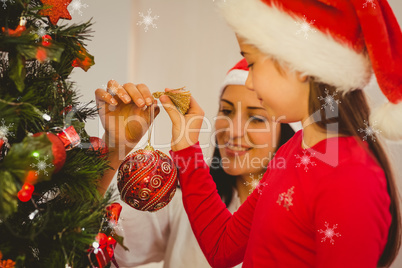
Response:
[217,0,402,140]
[221,58,249,92]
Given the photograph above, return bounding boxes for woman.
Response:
[159,1,402,267]
[95,59,295,267]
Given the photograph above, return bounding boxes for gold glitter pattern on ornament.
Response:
[152,87,191,114]
[117,148,178,212]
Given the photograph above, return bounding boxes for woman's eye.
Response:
[250,116,266,123]
[219,109,232,116]
[247,63,254,69]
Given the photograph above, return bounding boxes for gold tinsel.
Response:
[152,87,191,114]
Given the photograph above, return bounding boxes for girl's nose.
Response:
[245,71,254,91]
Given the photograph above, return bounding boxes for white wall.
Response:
[70,0,402,267]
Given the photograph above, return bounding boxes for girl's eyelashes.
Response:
[219,108,233,116]
[247,63,254,68]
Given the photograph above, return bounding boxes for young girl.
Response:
[159,0,402,267]
[95,60,295,267]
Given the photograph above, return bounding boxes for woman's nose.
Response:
[230,112,246,139]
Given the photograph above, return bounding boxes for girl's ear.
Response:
[296,72,309,83]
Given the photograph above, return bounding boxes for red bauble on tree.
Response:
[117,146,178,212]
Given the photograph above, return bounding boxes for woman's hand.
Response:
[160,90,204,151]
[95,80,160,152]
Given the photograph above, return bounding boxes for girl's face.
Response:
[237,36,310,123]
[215,85,280,177]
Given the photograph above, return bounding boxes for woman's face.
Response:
[237,36,310,123]
[215,85,280,177]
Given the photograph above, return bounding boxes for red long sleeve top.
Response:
[170,131,391,268]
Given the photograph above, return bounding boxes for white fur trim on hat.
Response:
[217,0,373,91]
[220,69,248,92]
[370,102,402,141]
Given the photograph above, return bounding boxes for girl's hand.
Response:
[95,80,160,151]
[160,89,204,151]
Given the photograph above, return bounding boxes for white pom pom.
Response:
[370,102,402,141]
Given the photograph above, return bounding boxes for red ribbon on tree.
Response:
[57,126,81,150]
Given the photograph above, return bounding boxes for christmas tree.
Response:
[0,0,123,267]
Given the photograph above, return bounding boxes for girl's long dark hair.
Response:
[209,123,295,207]
[308,78,401,268]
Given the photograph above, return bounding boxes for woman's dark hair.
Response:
[308,78,401,268]
[209,123,295,207]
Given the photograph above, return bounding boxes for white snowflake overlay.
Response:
[0,118,14,139]
[137,9,159,32]
[295,150,316,172]
[318,222,341,245]
[30,21,53,42]
[295,15,316,39]
[243,173,267,194]
[30,155,54,176]
[277,186,295,211]
[101,216,124,235]
[363,0,376,9]
[68,0,88,16]
[358,120,381,142]
[1,0,15,9]
[317,88,341,112]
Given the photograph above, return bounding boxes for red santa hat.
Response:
[221,58,249,92]
[217,0,402,140]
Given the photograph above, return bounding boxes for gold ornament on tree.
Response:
[152,87,191,114]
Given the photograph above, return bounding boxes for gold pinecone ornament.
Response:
[152,87,191,114]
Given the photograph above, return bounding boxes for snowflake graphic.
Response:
[318,222,341,245]
[137,8,159,32]
[363,0,376,9]
[244,173,267,194]
[276,186,295,211]
[0,118,15,139]
[30,24,52,42]
[295,15,316,39]
[358,120,381,142]
[317,88,341,112]
[68,0,88,16]
[101,216,124,235]
[295,150,316,172]
[1,0,14,9]
[30,155,54,176]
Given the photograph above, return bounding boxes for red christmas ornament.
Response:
[24,170,39,185]
[117,146,178,212]
[17,183,34,202]
[39,0,72,25]
[89,137,109,158]
[88,233,116,268]
[105,203,122,223]
[1,16,27,36]
[42,34,52,47]
[72,43,95,72]
[36,47,47,63]
[33,132,66,173]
